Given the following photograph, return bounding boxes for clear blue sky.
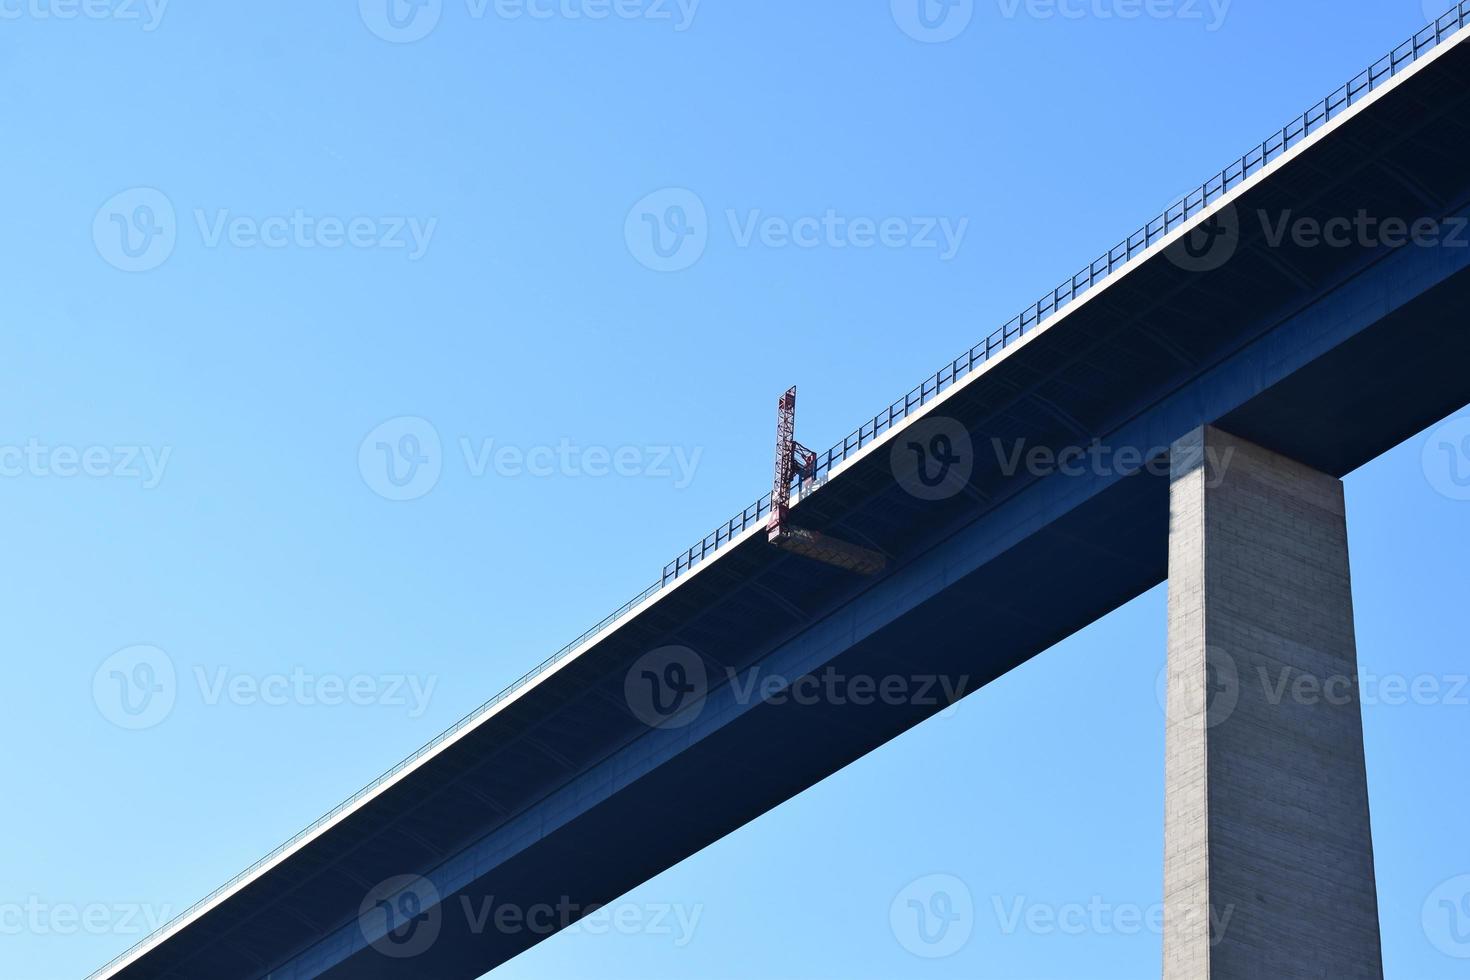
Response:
[3,1,1468,977]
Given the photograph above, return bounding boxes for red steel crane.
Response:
[766,386,886,575]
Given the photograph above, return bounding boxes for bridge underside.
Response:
[107,29,1470,980]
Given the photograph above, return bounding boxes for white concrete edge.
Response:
[93,23,1469,979]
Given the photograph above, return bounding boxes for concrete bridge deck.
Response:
[95,9,1470,978]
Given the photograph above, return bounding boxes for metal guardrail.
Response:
[664,2,1470,584]
[88,5,1470,977]
[80,579,664,979]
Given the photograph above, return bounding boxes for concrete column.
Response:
[1163,426,1383,979]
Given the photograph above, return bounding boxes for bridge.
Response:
[93,7,1470,979]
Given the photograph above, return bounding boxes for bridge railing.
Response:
[661,0,1470,586]
[80,581,664,979]
[86,5,1470,979]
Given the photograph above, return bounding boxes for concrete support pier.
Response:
[1163,426,1383,978]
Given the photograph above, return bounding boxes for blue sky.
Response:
[3,1,1469,977]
